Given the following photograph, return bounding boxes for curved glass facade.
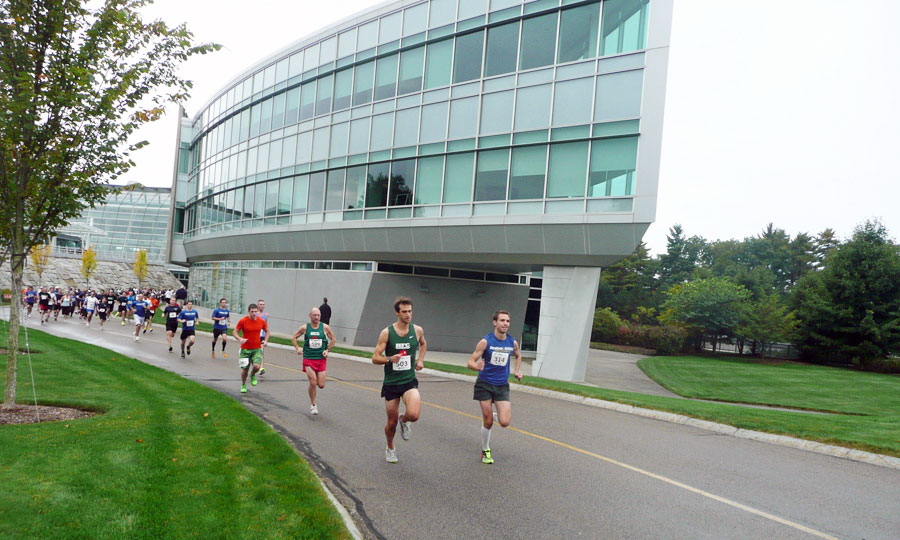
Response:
[179,0,651,238]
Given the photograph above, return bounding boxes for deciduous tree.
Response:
[133,248,149,290]
[81,245,97,287]
[28,244,51,286]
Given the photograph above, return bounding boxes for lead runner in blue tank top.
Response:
[466,310,522,464]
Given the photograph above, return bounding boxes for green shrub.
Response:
[592,307,624,342]
[615,323,687,355]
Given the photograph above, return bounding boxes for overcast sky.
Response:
[123,0,900,255]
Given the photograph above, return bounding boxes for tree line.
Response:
[595,221,900,372]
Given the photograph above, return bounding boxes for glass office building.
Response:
[170,0,672,381]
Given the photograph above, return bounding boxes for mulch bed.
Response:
[0,405,97,425]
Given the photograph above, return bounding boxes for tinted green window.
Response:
[443,153,474,203]
[249,103,261,137]
[475,149,509,201]
[325,169,345,210]
[353,61,374,105]
[253,183,265,218]
[552,77,593,126]
[292,175,308,214]
[398,47,425,95]
[519,13,557,70]
[546,141,588,198]
[333,69,353,111]
[429,0,456,28]
[284,87,300,125]
[424,39,453,89]
[239,109,250,141]
[308,172,326,212]
[259,98,273,133]
[329,122,349,158]
[365,162,390,207]
[514,84,551,131]
[453,31,484,83]
[415,156,443,204]
[484,21,519,77]
[389,160,415,206]
[278,178,292,215]
[403,3,428,36]
[316,75,333,115]
[265,181,278,217]
[509,145,546,199]
[344,166,366,209]
[374,54,398,100]
[480,91,513,135]
[300,81,316,120]
[600,0,649,55]
[393,108,419,148]
[370,113,394,151]
[448,97,479,139]
[349,117,370,154]
[271,92,286,129]
[558,3,600,63]
[589,136,637,196]
[419,102,448,143]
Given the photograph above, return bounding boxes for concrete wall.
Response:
[0,256,183,291]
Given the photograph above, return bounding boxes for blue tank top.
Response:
[479,332,516,386]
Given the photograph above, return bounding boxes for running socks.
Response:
[481,425,492,451]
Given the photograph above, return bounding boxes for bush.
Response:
[615,323,687,356]
[0,288,11,305]
[592,308,623,342]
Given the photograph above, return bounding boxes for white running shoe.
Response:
[385,447,398,463]
[310,404,319,415]
[134,336,139,342]
[399,420,411,441]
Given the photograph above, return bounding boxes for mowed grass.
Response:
[0,322,350,540]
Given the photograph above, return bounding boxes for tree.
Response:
[28,244,51,286]
[0,0,217,408]
[657,225,707,291]
[81,245,97,287]
[738,294,797,357]
[133,248,149,290]
[597,242,660,320]
[813,228,840,267]
[660,277,750,351]
[793,220,900,367]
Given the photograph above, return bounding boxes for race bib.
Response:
[490,351,509,367]
[393,353,411,371]
[168,312,177,318]
[308,338,323,348]
[239,357,250,369]
[186,320,194,327]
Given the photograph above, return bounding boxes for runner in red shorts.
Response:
[291,307,335,415]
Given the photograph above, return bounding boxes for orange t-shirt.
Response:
[150,297,160,309]
[235,316,268,349]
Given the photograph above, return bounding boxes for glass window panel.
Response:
[594,70,643,121]
[365,162,390,207]
[271,92,286,129]
[490,0,518,10]
[292,175,309,213]
[225,189,236,221]
[284,87,300,125]
[257,143,269,173]
[459,0,487,19]
[235,187,246,220]
[393,108,419,148]
[589,136,637,196]
[312,127,330,161]
[552,77,593,126]
[253,183,266,218]
[547,141,588,198]
[403,3,428,36]
[316,75,333,115]
[509,145,547,199]
[303,44,320,71]
[296,131,312,164]
[448,97,479,140]
[519,13,557,70]
[514,84,552,132]
[344,166,366,209]
[239,109,250,141]
[325,169,345,210]
[358,21,378,51]
[275,58,289,83]
[246,146,258,174]
[380,12,402,44]
[370,113,394,151]
[319,36,337,64]
[333,68,353,111]
[480,90,513,135]
[429,0,456,28]
[249,103,261,137]
[453,30,484,84]
[329,122,349,158]
[288,52,303,78]
[349,117,371,154]
[264,65,276,89]
[300,81,316,120]
[389,159,415,206]
[308,172,326,212]
[374,54,399,101]
[600,0,649,55]
[353,61,374,105]
[419,101,448,143]
[338,28,357,59]
[424,39,453,89]
[265,181,278,217]
[281,135,297,167]
[268,139,282,170]
[558,3,600,63]
[415,156,443,204]
[443,152,474,203]
[475,149,509,201]
[484,21,519,77]
[398,47,424,95]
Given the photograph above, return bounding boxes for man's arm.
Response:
[291,325,306,354]
[415,325,427,370]
[232,323,247,344]
[261,321,269,348]
[467,339,488,372]
[324,324,336,357]
[372,328,394,365]
[512,340,523,381]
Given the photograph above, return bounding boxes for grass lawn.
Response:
[0,322,351,540]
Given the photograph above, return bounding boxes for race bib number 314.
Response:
[490,351,509,367]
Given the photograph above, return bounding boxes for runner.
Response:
[211,298,231,358]
[60,292,72,319]
[50,288,62,321]
[163,297,182,352]
[117,290,128,324]
[372,296,427,463]
[291,307,335,415]
[132,294,150,342]
[466,310,523,464]
[257,299,269,375]
[38,287,51,324]
[233,303,268,394]
[96,294,110,330]
[143,293,160,334]
[23,286,37,317]
[177,300,199,358]
[83,292,99,327]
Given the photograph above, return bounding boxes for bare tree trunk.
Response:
[4,249,24,408]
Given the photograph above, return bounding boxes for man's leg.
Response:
[305,366,319,406]
[211,334,218,357]
[384,398,400,450]
[188,335,195,354]
[400,388,421,424]
[494,400,512,428]
[480,400,494,453]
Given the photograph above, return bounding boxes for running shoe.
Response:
[181,351,185,359]
[222,352,228,358]
[121,320,125,326]
[212,351,216,359]
[142,329,147,334]
[149,328,153,333]
[186,346,191,356]
[385,447,398,463]
[481,449,494,464]
[85,322,89,326]
[134,336,139,342]
[399,420,411,441]
[259,367,266,375]
[310,404,319,415]
[250,373,257,386]
[240,385,247,394]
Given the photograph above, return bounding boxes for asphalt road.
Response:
[26,315,900,540]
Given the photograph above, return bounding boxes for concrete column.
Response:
[532,266,601,382]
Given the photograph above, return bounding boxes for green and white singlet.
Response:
[383,324,418,386]
[302,323,328,359]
